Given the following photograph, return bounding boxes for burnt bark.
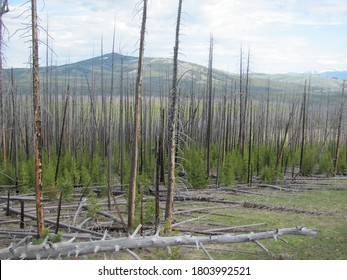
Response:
[128,0,147,230]
[32,0,44,238]
[165,0,183,232]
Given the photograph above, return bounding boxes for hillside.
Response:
[318,71,347,80]
[4,53,344,100]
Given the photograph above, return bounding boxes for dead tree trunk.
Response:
[247,102,252,185]
[119,55,125,190]
[9,70,19,194]
[165,0,183,232]
[0,0,9,168]
[205,35,213,177]
[333,80,345,176]
[238,46,244,153]
[128,0,147,230]
[298,80,307,177]
[54,92,69,234]
[0,226,317,260]
[32,0,44,238]
[107,26,116,208]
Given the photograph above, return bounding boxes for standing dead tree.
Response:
[0,0,9,168]
[333,80,345,176]
[297,80,308,178]
[205,35,213,177]
[31,0,44,238]
[165,0,183,232]
[128,0,147,230]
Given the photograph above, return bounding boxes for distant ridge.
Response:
[4,52,345,99]
[318,71,347,81]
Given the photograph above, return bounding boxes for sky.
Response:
[3,0,347,73]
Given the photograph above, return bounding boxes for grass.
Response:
[2,176,345,260]
[202,189,347,260]
[107,186,346,260]
[140,187,347,260]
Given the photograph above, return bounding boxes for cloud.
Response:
[2,0,347,73]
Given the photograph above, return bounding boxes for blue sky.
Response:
[3,0,347,73]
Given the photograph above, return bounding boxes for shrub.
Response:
[262,165,276,183]
[318,151,334,176]
[144,197,155,225]
[182,147,208,189]
[219,153,235,186]
[86,190,100,218]
[232,151,248,182]
[301,147,318,176]
[32,228,62,245]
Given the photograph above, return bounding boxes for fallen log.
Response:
[201,223,267,233]
[173,195,241,205]
[0,226,317,260]
[258,184,302,192]
[4,206,105,237]
[242,201,334,215]
[0,230,105,240]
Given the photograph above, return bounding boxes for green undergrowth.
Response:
[125,188,346,260]
[187,189,346,260]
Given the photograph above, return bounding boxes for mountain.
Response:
[318,71,347,81]
[4,53,344,102]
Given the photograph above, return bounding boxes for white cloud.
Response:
[2,0,347,73]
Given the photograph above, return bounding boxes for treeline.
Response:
[0,58,346,192]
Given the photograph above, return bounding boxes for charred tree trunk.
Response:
[10,69,18,190]
[205,35,213,177]
[32,0,44,238]
[333,80,345,176]
[54,92,69,234]
[0,1,9,168]
[119,56,125,190]
[128,0,147,230]
[107,27,116,209]
[247,102,252,185]
[238,47,244,154]
[298,81,307,177]
[165,0,183,232]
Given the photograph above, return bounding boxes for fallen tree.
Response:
[0,226,317,260]
[242,201,333,216]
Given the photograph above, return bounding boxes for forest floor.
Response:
[0,175,346,260]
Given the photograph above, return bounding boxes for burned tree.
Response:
[205,35,213,177]
[128,0,147,230]
[333,80,345,176]
[165,0,183,232]
[0,226,317,260]
[32,0,44,237]
[0,0,8,167]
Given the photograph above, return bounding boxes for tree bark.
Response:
[128,0,147,230]
[165,0,183,232]
[297,80,308,178]
[32,0,44,238]
[333,80,345,176]
[0,1,9,168]
[205,35,213,176]
[0,226,317,260]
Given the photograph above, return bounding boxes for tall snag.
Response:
[128,0,147,230]
[32,0,44,237]
[205,35,213,177]
[333,80,345,176]
[165,0,183,232]
[0,0,9,167]
[298,80,307,177]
